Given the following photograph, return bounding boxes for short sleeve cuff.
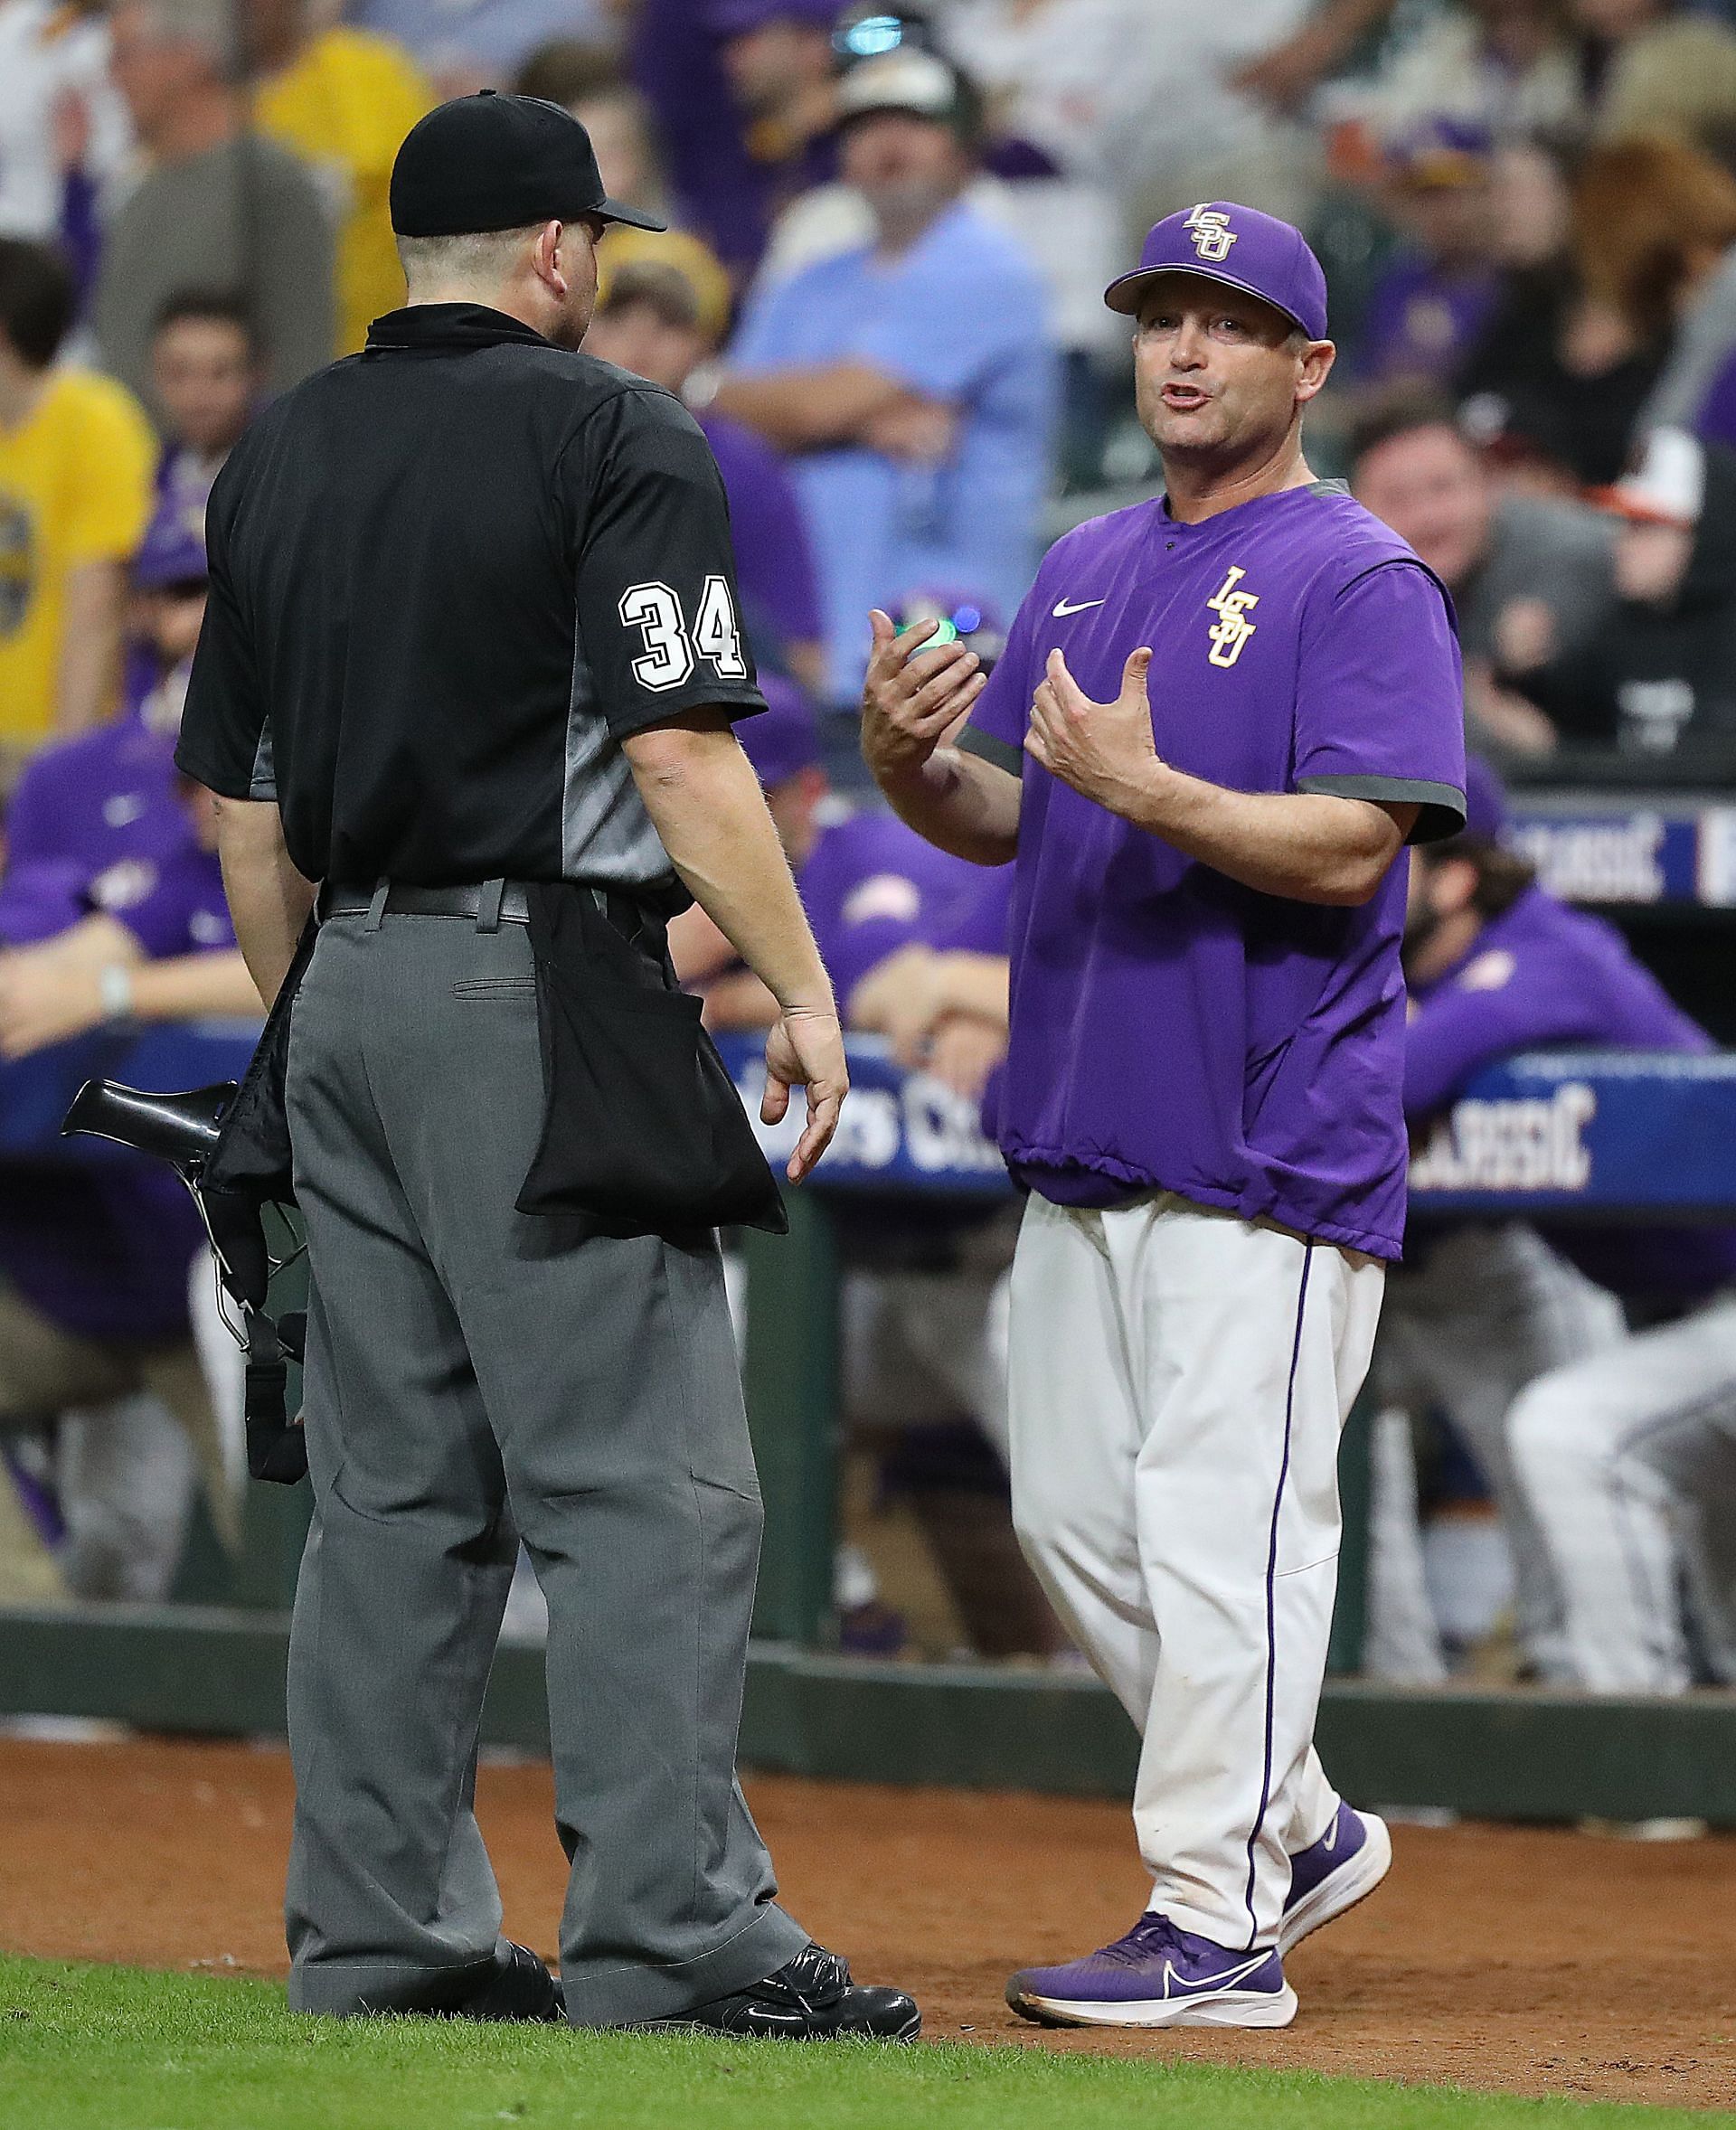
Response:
[172,741,258,803]
[958,724,1023,776]
[1297,774,1466,845]
[607,684,768,744]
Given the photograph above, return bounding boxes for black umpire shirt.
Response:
[175,304,767,889]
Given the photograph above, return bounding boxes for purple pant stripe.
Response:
[1241,1239,1314,1951]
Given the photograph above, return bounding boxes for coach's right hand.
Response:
[861,609,987,784]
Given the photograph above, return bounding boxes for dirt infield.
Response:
[1,1733,1732,2111]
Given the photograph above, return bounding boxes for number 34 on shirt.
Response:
[619,576,747,692]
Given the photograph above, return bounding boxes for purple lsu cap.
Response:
[739,672,822,789]
[1104,202,1329,343]
[133,498,207,589]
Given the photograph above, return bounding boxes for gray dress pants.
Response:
[282,905,808,2024]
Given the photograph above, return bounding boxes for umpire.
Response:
[174,92,916,2040]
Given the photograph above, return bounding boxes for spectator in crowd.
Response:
[718,49,1055,704]
[584,256,826,696]
[1354,121,1503,395]
[1502,427,1736,771]
[0,494,259,1602]
[0,238,155,776]
[928,0,1151,480]
[1109,0,1327,229]
[150,291,260,528]
[1354,0,1583,146]
[515,39,735,325]
[1571,137,1736,447]
[1453,161,1665,488]
[98,0,336,419]
[245,0,432,353]
[1578,0,1736,161]
[1391,759,1736,1691]
[347,0,622,99]
[0,0,131,259]
[1350,395,1616,757]
[630,0,840,283]
[515,38,675,230]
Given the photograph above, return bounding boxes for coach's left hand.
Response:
[1027,646,1164,815]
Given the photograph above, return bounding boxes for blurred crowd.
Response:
[5,0,1736,1718]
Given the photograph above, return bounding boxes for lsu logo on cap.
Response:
[1184,203,1237,264]
[1205,565,1259,668]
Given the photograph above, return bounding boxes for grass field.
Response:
[2,1956,1731,2130]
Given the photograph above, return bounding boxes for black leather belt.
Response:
[319,880,531,926]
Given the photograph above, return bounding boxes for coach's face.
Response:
[1133,275,1333,467]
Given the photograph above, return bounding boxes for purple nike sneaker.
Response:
[1280,1803,1392,1956]
[1006,1913,1297,2029]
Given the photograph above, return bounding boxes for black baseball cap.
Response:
[390,91,667,239]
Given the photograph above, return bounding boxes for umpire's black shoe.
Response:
[658,1943,920,2040]
[447,1942,564,2022]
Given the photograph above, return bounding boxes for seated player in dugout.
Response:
[669,641,1014,1105]
[670,664,1055,1658]
[581,252,827,702]
[0,495,261,1604]
[1391,753,1736,1694]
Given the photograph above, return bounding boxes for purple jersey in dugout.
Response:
[962,480,1466,1259]
[0,694,236,1342]
[1407,882,1736,1298]
[800,807,1011,1010]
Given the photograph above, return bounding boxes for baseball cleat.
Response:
[1279,1802,1392,1956]
[1006,1913,1297,2029]
[648,1943,920,2040]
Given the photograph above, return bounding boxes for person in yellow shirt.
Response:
[0,239,154,776]
[246,0,434,353]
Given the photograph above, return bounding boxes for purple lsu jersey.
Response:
[0,712,234,958]
[1408,882,1736,1298]
[962,481,1466,1259]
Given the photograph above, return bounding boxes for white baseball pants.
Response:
[1508,1291,1736,1692]
[1005,1190,1384,1950]
[1373,1222,1627,1677]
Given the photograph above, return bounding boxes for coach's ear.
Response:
[1296,337,1335,405]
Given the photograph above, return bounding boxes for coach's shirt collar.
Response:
[364,304,552,353]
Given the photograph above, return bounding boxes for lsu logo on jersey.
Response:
[0,494,33,638]
[1205,566,1259,667]
[1184,204,1237,265]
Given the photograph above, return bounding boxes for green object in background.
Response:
[741,1192,840,1646]
[2,1956,1729,2130]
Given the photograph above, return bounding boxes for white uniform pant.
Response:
[1005,1191,1384,1950]
[1508,1292,1736,1692]
[1371,1223,1627,1679]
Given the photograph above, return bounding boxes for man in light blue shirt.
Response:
[716,49,1057,703]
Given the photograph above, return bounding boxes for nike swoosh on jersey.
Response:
[1052,597,1107,617]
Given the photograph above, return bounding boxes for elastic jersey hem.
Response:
[1008,1151,1403,1261]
